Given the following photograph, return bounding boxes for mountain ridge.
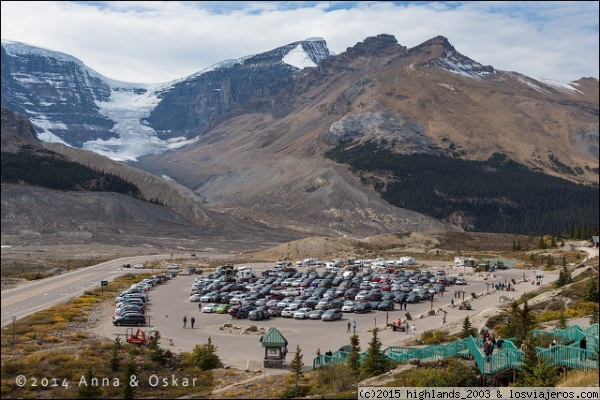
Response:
[2,34,598,237]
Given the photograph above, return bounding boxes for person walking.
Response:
[352,320,357,333]
[190,316,196,329]
[580,336,587,361]
[451,298,455,308]
[496,336,504,352]
[347,321,351,333]
[183,315,187,328]
[198,302,202,312]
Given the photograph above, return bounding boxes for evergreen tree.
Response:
[507,301,536,345]
[76,367,102,399]
[461,316,477,338]
[289,344,304,387]
[583,279,599,303]
[538,235,546,249]
[555,266,572,288]
[192,337,221,370]
[361,328,390,377]
[347,333,361,373]
[557,312,567,330]
[122,352,137,400]
[110,337,121,372]
[590,305,599,325]
[515,335,560,387]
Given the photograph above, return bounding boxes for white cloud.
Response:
[1,1,598,83]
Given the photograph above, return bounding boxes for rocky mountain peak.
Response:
[243,37,330,69]
[409,35,496,78]
[343,34,405,58]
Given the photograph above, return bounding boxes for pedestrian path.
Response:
[313,324,599,376]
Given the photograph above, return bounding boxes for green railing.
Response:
[313,324,599,374]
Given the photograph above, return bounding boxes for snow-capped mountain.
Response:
[1,38,330,160]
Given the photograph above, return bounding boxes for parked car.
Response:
[281,307,295,318]
[228,306,249,319]
[189,293,203,302]
[378,300,394,311]
[167,264,180,270]
[354,302,372,314]
[341,301,356,313]
[309,309,325,320]
[455,278,467,285]
[406,293,420,303]
[293,308,312,320]
[112,314,147,326]
[321,308,343,321]
[202,303,219,313]
[268,306,283,318]
[215,304,231,314]
[249,309,270,321]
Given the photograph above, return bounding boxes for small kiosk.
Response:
[259,327,288,368]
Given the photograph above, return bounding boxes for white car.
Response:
[133,264,145,269]
[293,308,312,319]
[202,303,218,313]
[341,301,356,313]
[189,294,203,302]
[281,307,294,318]
[456,278,468,285]
[167,264,180,270]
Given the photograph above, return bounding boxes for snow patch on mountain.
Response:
[2,39,145,87]
[437,50,497,79]
[538,78,583,93]
[283,44,317,69]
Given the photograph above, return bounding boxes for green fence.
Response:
[312,324,599,375]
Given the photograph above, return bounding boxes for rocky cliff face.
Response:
[0,107,41,152]
[1,41,120,146]
[143,38,331,139]
[1,38,331,156]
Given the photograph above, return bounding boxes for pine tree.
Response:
[122,352,137,400]
[590,305,599,325]
[583,279,599,303]
[76,367,102,399]
[461,316,477,338]
[289,344,304,387]
[192,337,221,370]
[507,301,536,345]
[557,312,567,330]
[361,328,390,377]
[347,333,361,373]
[555,266,572,288]
[515,335,560,386]
[110,337,121,372]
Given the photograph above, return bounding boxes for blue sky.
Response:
[1,1,598,83]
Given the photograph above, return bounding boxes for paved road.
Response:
[0,252,229,327]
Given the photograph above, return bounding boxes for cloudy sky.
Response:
[2,1,598,84]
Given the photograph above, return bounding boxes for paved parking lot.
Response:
[97,263,558,371]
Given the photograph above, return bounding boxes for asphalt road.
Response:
[0,252,226,327]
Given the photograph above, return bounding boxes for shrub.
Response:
[392,358,478,387]
[420,329,451,344]
[279,385,310,399]
[191,337,221,370]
